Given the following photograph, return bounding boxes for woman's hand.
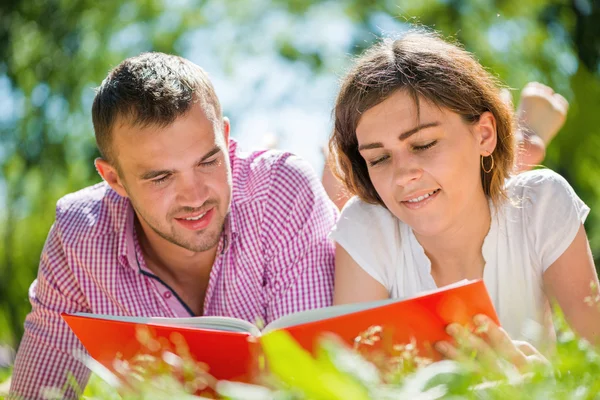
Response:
[434,314,549,376]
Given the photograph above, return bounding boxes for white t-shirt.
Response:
[330,169,590,345]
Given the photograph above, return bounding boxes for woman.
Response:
[328,30,599,362]
[322,81,569,210]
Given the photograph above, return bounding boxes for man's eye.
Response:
[413,140,437,151]
[201,158,219,167]
[368,155,389,167]
[151,175,171,185]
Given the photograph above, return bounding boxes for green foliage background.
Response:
[0,0,598,352]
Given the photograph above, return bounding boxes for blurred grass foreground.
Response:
[1,310,593,400]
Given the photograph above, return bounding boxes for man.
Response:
[9,53,338,399]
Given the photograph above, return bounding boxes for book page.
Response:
[262,298,396,333]
[72,313,262,337]
[262,279,474,333]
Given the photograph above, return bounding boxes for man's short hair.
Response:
[92,52,222,165]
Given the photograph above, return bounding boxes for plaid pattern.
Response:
[10,140,337,399]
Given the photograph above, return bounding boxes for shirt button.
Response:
[164,292,172,299]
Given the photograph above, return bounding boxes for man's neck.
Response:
[414,194,491,285]
[134,216,218,315]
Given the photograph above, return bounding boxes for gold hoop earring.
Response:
[481,153,494,174]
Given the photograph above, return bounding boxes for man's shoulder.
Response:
[55,181,129,241]
[231,145,320,202]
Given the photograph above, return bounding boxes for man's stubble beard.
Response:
[146,212,225,253]
[129,194,226,253]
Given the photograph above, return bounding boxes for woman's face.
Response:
[356,89,497,237]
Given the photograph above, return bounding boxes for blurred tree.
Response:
[0,0,202,346]
[0,0,598,350]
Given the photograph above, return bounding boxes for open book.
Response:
[62,279,498,382]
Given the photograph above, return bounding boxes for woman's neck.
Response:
[414,194,492,286]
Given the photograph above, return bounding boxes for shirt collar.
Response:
[117,202,139,271]
[218,205,238,255]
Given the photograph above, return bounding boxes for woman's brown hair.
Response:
[329,30,515,207]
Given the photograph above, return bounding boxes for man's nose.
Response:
[177,173,210,207]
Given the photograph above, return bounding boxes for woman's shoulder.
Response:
[330,197,404,292]
[503,170,589,273]
[338,196,398,226]
[331,196,402,247]
[504,168,574,200]
[502,168,589,237]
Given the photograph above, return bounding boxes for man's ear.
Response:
[222,117,230,148]
[477,111,498,155]
[95,158,129,198]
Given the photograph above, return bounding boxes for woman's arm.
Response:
[543,224,600,345]
[333,244,389,305]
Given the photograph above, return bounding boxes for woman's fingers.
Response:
[434,340,461,360]
[440,323,502,372]
[434,339,482,373]
[512,340,551,369]
[473,315,529,370]
[436,316,550,379]
[513,340,538,356]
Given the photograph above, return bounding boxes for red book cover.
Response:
[62,279,498,381]
[61,314,258,381]
[279,278,499,359]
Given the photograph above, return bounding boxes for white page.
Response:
[262,279,474,333]
[71,280,473,338]
[262,298,396,333]
[71,313,261,337]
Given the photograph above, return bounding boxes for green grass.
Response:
[76,311,600,400]
[2,307,598,399]
[0,367,12,398]
[0,367,10,382]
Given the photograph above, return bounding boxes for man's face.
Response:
[106,103,232,253]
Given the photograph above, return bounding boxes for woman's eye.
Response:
[368,155,389,167]
[413,140,437,151]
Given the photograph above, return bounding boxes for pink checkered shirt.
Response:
[10,140,338,399]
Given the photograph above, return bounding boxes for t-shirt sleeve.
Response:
[329,197,398,291]
[519,169,590,272]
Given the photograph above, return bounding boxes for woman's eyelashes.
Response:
[412,140,438,151]
[368,155,389,167]
[366,141,438,167]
